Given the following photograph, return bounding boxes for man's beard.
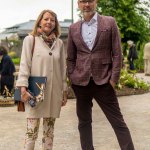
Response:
[81,10,95,19]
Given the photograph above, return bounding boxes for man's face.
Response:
[78,0,97,17]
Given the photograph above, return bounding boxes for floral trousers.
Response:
[24,117,55,150]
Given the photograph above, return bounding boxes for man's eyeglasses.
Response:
[79,0,95,4]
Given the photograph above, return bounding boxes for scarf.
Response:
[37,27,56,48]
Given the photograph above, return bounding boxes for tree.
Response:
[97,0,150,44]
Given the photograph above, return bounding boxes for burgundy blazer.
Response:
[67,14,122,86]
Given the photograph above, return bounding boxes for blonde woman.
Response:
[16,9,67,150]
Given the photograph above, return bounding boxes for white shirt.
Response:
[81,12,98,50]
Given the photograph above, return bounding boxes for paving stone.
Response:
[0,73,150,150]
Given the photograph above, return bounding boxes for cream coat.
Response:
[16,35,67,118]
[143,42,150,74]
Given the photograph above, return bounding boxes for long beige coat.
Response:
[16,35,67,118]
[143,42,150,75]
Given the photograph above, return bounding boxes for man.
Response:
[143,41,150,76]
[67,0,134,149]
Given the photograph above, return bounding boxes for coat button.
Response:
[49,52,52,55]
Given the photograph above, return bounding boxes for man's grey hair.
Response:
[127,40,134,46]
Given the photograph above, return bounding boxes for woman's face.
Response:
[39,12,56,35]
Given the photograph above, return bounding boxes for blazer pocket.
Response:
[99,28,111,46]
[100,28,111,32]
[102,59,112,64]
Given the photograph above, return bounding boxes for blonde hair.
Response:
[30,9,61,37]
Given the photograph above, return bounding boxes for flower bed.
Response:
[0,96,15,107]
[116,86,149,97]
[67,85,150,99]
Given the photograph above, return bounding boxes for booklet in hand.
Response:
[14,76,47,101]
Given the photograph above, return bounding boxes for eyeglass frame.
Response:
[79,0,95,4]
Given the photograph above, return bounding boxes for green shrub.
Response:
[8,51,17,58]
[116,69,150,90]
[12,58,20,65]
[134,49,144,72]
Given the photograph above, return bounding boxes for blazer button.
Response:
[49,52,52,55]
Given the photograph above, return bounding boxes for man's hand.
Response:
[109,80,116,89]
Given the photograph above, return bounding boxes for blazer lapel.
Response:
[92,15,102,51]
[78,21,91,52]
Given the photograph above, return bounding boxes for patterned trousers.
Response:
[24,117,55,150]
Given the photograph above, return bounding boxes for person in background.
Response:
[16,9,67,150]
[127,40,138,70]
[0,46,16,96]
[67,0,135,149]
[143,41,150,76]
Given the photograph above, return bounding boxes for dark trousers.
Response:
[129,60,135,70]
[1,75,14,96]
[72,80,134,150]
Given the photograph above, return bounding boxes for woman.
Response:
[16,10,67,150]
[0,46,16,96]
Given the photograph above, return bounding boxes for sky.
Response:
[0,0,79,32]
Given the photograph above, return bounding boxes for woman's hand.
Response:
[21,87,32,102]
[62,91,67,106]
